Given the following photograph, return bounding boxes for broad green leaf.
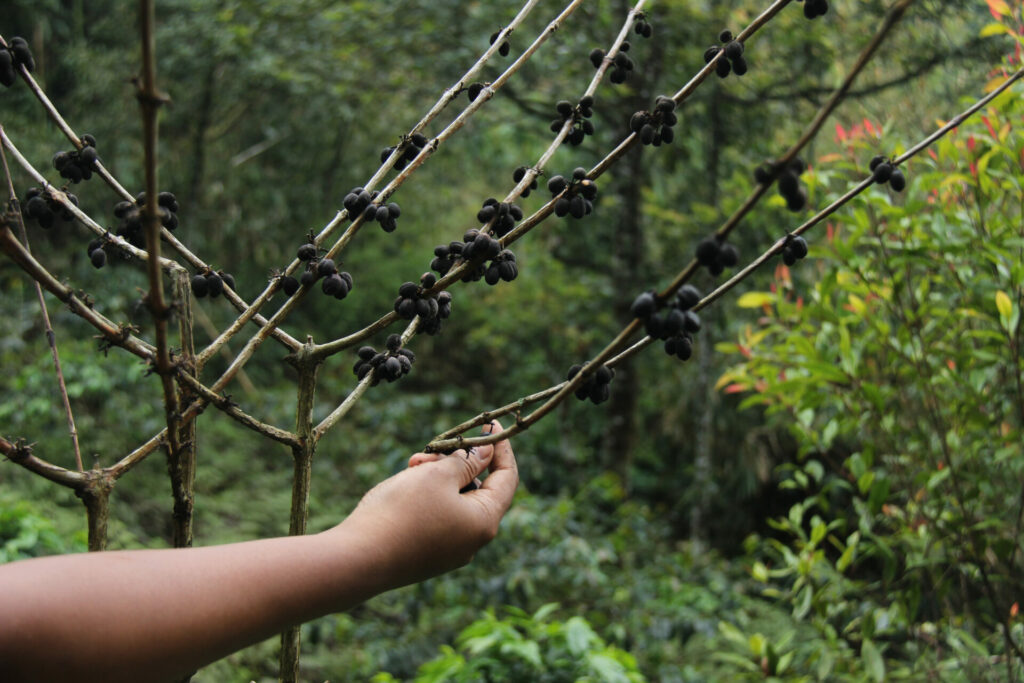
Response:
[585,652,630,683]
[748,633,767,656]
[811,519,827,546]
[566,616,598,657]
[996,290,1013,327]
[980,22,1010,37]
[861,639,886,683]
[532,602,559,623]
[737,291,775,308]
[500,640,541,668]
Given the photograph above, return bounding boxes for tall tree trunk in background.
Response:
[188,62,217,207]
[690,89,724,553]
[606,145,646,488]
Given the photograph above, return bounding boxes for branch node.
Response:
[5,438,34,462]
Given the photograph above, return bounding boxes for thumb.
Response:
[439,445,493,490]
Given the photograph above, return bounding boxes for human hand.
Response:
[332,420,518,592]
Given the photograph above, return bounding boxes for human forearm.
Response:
[0,421,517,682]
[0,527,389,683]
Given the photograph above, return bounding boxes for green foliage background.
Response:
[1,0,1022,680]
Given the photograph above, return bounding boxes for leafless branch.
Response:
[427,64,1024,452]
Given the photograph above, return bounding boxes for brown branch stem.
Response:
[0,134,84,471]
[427,64,1024,453]
[279,344,321,681]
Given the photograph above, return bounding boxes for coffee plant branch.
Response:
[0,136,84,471]
[426,64,1024,454]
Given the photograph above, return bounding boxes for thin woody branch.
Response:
[313,318,421,441]
[436,0,914,444]
[0,220,157,359]
[173,370,300,448]
[195,0,570,370]
[1,435,88,488]
[0,136,84,472]
[426,65,1024,453]
[0,127,184,274]
[0,33,301,353]
[136,0,184,485]
[313,0,785,361]
[310,0,649,438]
[0,221,291,467]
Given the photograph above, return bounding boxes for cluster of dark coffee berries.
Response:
[589,42,640,84]
[633,14,654,38]
[869,155,906,192]
[459,230,506,282]
[549,96,595,147]
[631,284,703,362]
[567,363,615,405]
[695,235,740,276]
[549,168,598,220]
[477,197,523,238]
[489,29,511,57]
[318,259,354,299]
[85,237,107,269]
[428,228,506,280]
[704,31,748,78]
[380,133,428,172]
[629,95,678,146]
[611,45,637,84]
[754,157,808,212]
[191,269,236,298]
[429,240,465,277]
[113,191,180,248]
[512,166,539,197]
[780,234,809,266]
[796,0,830,19]
[352,335,416,385]
[342,187,402,232]
[288,245,354,300]
[0,37,34,87]
[22,187,78,229]
[52,136,100,184]
[484,249,519,285]
[394,273,453,334]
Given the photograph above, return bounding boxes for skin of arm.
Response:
[0,422,517,683]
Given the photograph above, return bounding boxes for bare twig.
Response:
[0,132,84,471]
[205,0,588,372]
[313,318,421,441]
[311,0,648,361]
[173,369,300,448]
[0,221,158,359]
[0,32,301,352]
[136,0,192,548]
[0,127,184,274]
[190,300,258,395]
[279,343,321,680]
[426,65,1024,452]
[1,436,88,488]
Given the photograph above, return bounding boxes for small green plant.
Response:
[373,604,645,683]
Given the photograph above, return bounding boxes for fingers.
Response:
[408,452,442,468]
[437,444,494,490]
[476,420,518,514]
[484,419,515,475]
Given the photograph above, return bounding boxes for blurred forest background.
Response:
[2,0,1023,680]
